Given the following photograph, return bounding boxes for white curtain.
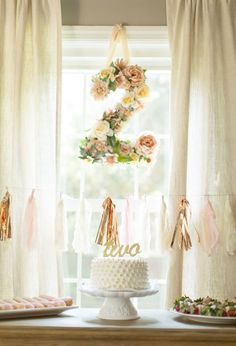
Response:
[0,0,62,298]
[166,0,236,306]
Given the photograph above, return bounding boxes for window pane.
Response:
[138,138,170,196]
[84,165,134,198]
[138,72,170,134]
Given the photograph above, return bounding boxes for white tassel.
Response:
[73,200,90,253]
[224,196,236,255]
[141,197,150,255]
[55,196,68,251]
[122,197,134,245]
[154,196,170,255]
[21,190,37,249]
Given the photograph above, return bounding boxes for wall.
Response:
[61,0,167,26]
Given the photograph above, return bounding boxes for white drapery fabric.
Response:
[166,0,236,306]
[0,0,62,298]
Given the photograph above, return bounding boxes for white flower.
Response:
[91,120,113,141]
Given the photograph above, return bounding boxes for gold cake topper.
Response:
[95,197,141,257]
[103,240,141,257]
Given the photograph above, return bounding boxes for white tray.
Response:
[172,310,236,324]
[0,305,78,320]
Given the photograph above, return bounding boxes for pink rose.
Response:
[135,133,159,156]
[119,142,132,155]
[105,154,118,165]
[123,65,145,87]
[115,59,128,71]
[115,72,127,88]
[91,79,109,100]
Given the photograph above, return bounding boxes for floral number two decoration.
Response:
[79,25,159,165]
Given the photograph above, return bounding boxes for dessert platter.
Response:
[172,295,236,324]
[0,295,77,319]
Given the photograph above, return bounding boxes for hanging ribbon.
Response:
[95,197,120,246]
[199,197,219,255]
[106,24,130,67]
[55,196,68,251]
[170,198,192,251]
[21,189,37,249]
[0,191,11,241]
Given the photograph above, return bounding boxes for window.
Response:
[61,26,170,308]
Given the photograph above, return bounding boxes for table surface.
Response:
[0,308,235,346]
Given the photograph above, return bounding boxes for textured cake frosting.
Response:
[90,257,150,290]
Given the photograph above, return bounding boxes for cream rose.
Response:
[100,67,115,81]
[92,120,113,141]
[136,84,149,98]
[95,140,107,152]
[122,93,135,106]
[135,132,158,156]
[130,152,139,162]
[123,65,145,87]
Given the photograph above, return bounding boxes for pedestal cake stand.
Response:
[80,280,159,320]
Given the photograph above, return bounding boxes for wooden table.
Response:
[0,308,235,346]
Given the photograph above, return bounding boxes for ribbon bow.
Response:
[95,197,120,246]
[106,24,130,67]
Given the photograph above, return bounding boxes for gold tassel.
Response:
[0,191,12,241]
[170,198,192,251]
[95,197,120,246]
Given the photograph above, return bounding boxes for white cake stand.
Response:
[80,280,159,320]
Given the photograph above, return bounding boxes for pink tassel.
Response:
[22,190,37,249]
[200,198,219,255]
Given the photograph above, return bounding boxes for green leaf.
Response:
[107,135,116,147]
[117,155,132,163]
[108,80,116,92]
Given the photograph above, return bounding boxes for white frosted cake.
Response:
[90,257,150,290]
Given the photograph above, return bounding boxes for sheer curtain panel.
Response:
[0,0,62,297]
[166,0,236,306]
